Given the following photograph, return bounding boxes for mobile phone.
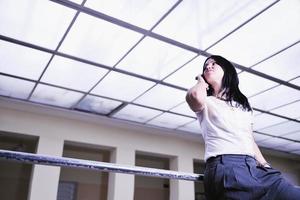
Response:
[195,74,205,81]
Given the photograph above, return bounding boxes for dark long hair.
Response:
[203,55,252,111]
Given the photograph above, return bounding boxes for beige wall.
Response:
[261,149,300,185]
[0,97,300,200]
[58,145,109,200]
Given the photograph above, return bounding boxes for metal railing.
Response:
[0,149,203,181]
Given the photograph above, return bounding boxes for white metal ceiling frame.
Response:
[0,0,299,152]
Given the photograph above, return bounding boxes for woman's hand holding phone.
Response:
[186,74,208,112]
[195,74,209,91]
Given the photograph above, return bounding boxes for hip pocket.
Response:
[251,165,282,181]
[223,165,267,199]
[224,165,265,192]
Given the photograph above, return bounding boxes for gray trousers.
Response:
[204,154,300,200]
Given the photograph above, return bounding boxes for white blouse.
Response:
[196,96,255,161]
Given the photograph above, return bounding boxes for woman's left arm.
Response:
[252,135,272,168]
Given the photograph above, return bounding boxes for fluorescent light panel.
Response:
[134,84,186,110]
[249,85,300,111]
[0,40,51,80]
[0,0,76,49]
[42,56,108,92]
[170,102,196,117]
[253,133,272,142]
[259,120,300,136]
[85,0,177,30]
[272,101,300,119]
[164,55,207,88]
[117,37,196,80]
[76,95,122,114]
[252,42,300,81]
[177,120,202,134]
[284,131,300,141]
[258,137,292,149]
[30,84,84,108]
[290,77,300,87]
[0,75,35,99]
[59,13,143,66]
[253,113,286,130]
[238,72,277,97]
[91,71,155,101]
[154,0,277,49]
[147,112,194,129]
[113,104,162,123]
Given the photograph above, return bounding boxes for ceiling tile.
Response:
[253,113,286,130]
[154,0,276,49]
[252,42,300,81]
[253,110,262,116]
[76,95,122,114]
[42,56,108,92]
[290,77,300,87]
[253,132,272,142]
[238,72,278,97]
[258,120,300,136]
[134,84,186,110]
[0,0,76,49]
[30,84,84,108]
[91,71,155,101]
[249,85,300,110]
[258,137,291,149]
[85,0,177,30]
[0,75,34,99]
[277,142,300,152]
[177,120,202,134]
[0,40,51,80]
[147,112,194,129]
[113,104,162,123]
[283,131,300,141]
[164,55,207,88]
[272,101,300,119]
[59,13,143,66]
[208,0,300,67]
[117,37,196,80]
[70,0,84,4]
[170,102,196,117]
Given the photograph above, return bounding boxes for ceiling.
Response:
[0,0,300,155]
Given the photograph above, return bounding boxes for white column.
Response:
[170,156,195,200]
[28,136,64,200]
[107,146,135,200]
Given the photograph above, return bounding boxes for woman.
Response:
[186,55,300,199]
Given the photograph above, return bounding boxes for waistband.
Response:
[206,154,256,167]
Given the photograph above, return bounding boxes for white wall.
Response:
[0,97,300,200]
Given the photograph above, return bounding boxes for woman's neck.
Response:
[212,84,223,98]
[212,86,228,101]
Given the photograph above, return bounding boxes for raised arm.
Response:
[186,74,208,112]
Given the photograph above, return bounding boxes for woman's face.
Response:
[203,58,224,85]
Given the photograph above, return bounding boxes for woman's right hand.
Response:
[186,74,208,112]
[195,74,209,90]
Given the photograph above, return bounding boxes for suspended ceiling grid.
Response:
[0,0,300,155]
